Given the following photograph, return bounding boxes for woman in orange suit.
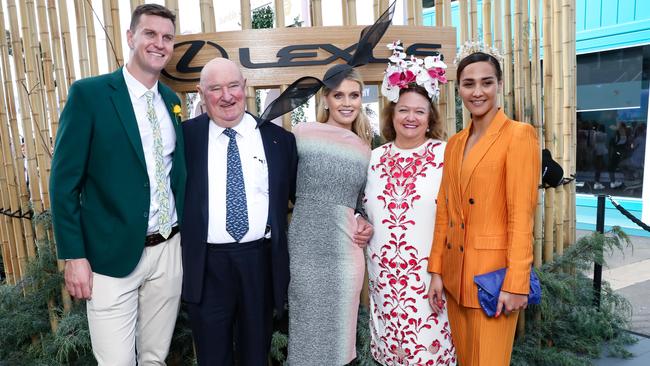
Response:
[427,47,540,365]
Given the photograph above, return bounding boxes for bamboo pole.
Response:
[552,0,565,256]
[273,0,290,129]
[311,0,323,27]
[130,0,143,12]
[37,0,59,152]
[0,2,26,283]
[5,0,35,278]
[241,0,252,29]
[562,0,574,250]
[83,0,99,76]
[469,0,478,40]
[58,0,77,88]
[569,1,577,247]
[0,12,21,284]
[274,0,285,27]
[19,0,51,220]
[531,0,542,129]
[40,0,72,314]
[110,0,124,67]
[414,0,423,25]
[503,0,514,117]
[442,0,456,137]
[200,0,215,32]
[165,0,180,33]
[458,0,469,43]
[240,0,257,115]
[47,0,69,111]
[458,0,470,127]
[542,0,554,263]
[406,0,415,25]
[531,0,543,268]
[102,0,118,71]
[435,0,443,25]
[513,0,523,121]
[522,0,532,124]
[434,0,450,138]
[483,0,492,45]
[74,0,91,78]
[493,0,502,50]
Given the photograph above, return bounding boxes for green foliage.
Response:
[290,100,309,126]
[270,330,288,364]
[252,6,274,30]
[356,306,379,365]
[0,242,95,365]
[511,227,637,365]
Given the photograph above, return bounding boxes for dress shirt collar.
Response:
[210,113,257,138]
[123,65,159,100]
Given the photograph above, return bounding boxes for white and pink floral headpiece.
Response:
[380,40,448,103]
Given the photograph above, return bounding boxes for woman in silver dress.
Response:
[287,66,373,366]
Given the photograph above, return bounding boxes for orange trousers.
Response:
[446,295,519,366]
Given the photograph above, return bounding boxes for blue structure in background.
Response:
[422,0,650,237]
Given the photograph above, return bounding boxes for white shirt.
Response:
[207,113,269,243]
[122,66,178,234]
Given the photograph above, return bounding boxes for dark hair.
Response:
[381,85,445,142]
[456,52,502,82]
[130,4,176,31]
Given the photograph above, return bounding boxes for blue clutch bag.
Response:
[473,267,542,317]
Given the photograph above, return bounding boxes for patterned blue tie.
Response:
[223,128,249,242]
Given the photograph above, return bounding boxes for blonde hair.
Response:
[315,69,373,146]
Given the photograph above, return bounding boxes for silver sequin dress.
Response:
[287,122,371,365]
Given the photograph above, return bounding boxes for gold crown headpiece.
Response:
[453,40,504,66]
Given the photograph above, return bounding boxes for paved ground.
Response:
[580,230,650,364]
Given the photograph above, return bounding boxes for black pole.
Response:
[593,194,606,308]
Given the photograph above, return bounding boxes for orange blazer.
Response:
[428,109,540,308]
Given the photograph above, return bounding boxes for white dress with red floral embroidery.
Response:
[364,139,456,366]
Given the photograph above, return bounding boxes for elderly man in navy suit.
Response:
[181,58,297,365]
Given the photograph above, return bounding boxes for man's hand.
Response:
[64,259,93,300]
[495,291,527,317]
[427,273,445,313]
[353,215,373,248]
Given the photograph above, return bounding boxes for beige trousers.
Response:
[86,233,182,366]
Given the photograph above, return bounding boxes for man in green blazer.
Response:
[49,4,185,365]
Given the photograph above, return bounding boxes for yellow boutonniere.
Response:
[172,104,183,124]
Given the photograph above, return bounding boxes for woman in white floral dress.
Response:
[364,82,456,365]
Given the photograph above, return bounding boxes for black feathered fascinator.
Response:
[259,1,396,122]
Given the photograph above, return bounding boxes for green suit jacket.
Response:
[50,68,186,277]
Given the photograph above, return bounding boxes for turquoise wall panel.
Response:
[584,0,603,29]
[576,195,648,237]
[576,0,588,31]
[618,0,637,23]
[637,0,650,20]
[602,0,619,26]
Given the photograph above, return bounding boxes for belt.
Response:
[145,226,179,247]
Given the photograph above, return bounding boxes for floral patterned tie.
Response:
[223,128,249,242]
[145,91,172,239]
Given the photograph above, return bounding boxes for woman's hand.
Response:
[427,273,445,314]
[495,291,528,317]
[353,216,373,248]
